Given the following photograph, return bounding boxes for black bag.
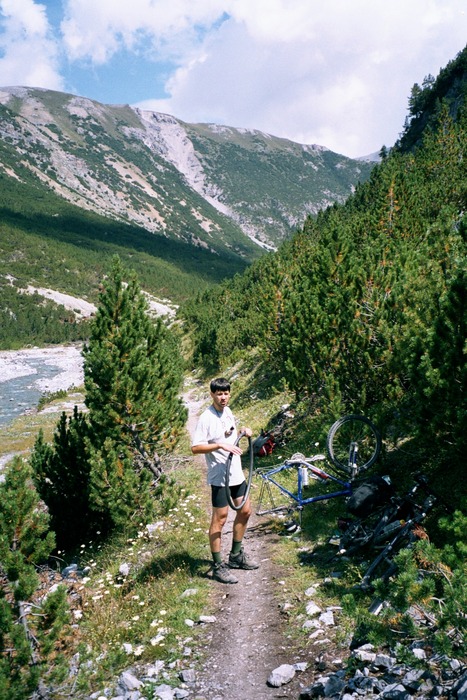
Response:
[347,475,393,517]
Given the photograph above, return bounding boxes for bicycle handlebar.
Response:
[285,453,326,466]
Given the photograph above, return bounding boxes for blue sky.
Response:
[0,0,466,158]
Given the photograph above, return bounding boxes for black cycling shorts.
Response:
[211,481,247,508]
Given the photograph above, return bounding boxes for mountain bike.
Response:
[255,415,382,526]
[333,475,397,557]
[355,474,452,598]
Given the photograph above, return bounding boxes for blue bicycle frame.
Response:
[256,455,352,519]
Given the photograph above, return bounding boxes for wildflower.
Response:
[73,610,83,620]
[122,643,133,654]
[134,645,145,656]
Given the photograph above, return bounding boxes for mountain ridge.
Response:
[0,86,373,254]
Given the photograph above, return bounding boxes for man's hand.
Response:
[239,427,253,437]
[218,442,243,455]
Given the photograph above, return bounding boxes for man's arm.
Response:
[191,442,243,456]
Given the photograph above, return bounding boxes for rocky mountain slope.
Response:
[0,86,374,254]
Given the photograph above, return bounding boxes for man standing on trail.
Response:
[191,377,259,584]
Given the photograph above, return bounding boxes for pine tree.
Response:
[83,256,187,534]
[31,408,91,550]
[414,263,467,453]
[30,257,188,544]
[0,457,69,699]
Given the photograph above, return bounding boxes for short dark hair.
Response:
[210,377,231,393]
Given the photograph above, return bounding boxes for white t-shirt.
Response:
[192,405,244,487]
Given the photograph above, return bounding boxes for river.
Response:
[0,345,84,427]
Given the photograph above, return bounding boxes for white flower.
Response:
[134,645,145,656]
[73,610,83,620]
[122,643,133,654]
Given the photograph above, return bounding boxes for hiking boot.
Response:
[228,547,259,570]
[212,562,238,584]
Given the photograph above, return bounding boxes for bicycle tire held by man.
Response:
[191,377,259,584]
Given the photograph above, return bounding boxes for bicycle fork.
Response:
[348,442,358,479]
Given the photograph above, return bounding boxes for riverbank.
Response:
[0,344,84,392]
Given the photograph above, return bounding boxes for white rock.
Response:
[199,615,216,623]
[267,663,296,687]
[306,600,322,616]
[319,610,335,626]
[180,588,198,598]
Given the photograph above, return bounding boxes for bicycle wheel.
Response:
[326,415,382,475]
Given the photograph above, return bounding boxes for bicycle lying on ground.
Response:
[255,414,382,526]
[355,473,452,596]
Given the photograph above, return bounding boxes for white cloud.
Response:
[0,0,466,156]
[60,0,225,63]
[132,0,467,155]
[0,0,63,89]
